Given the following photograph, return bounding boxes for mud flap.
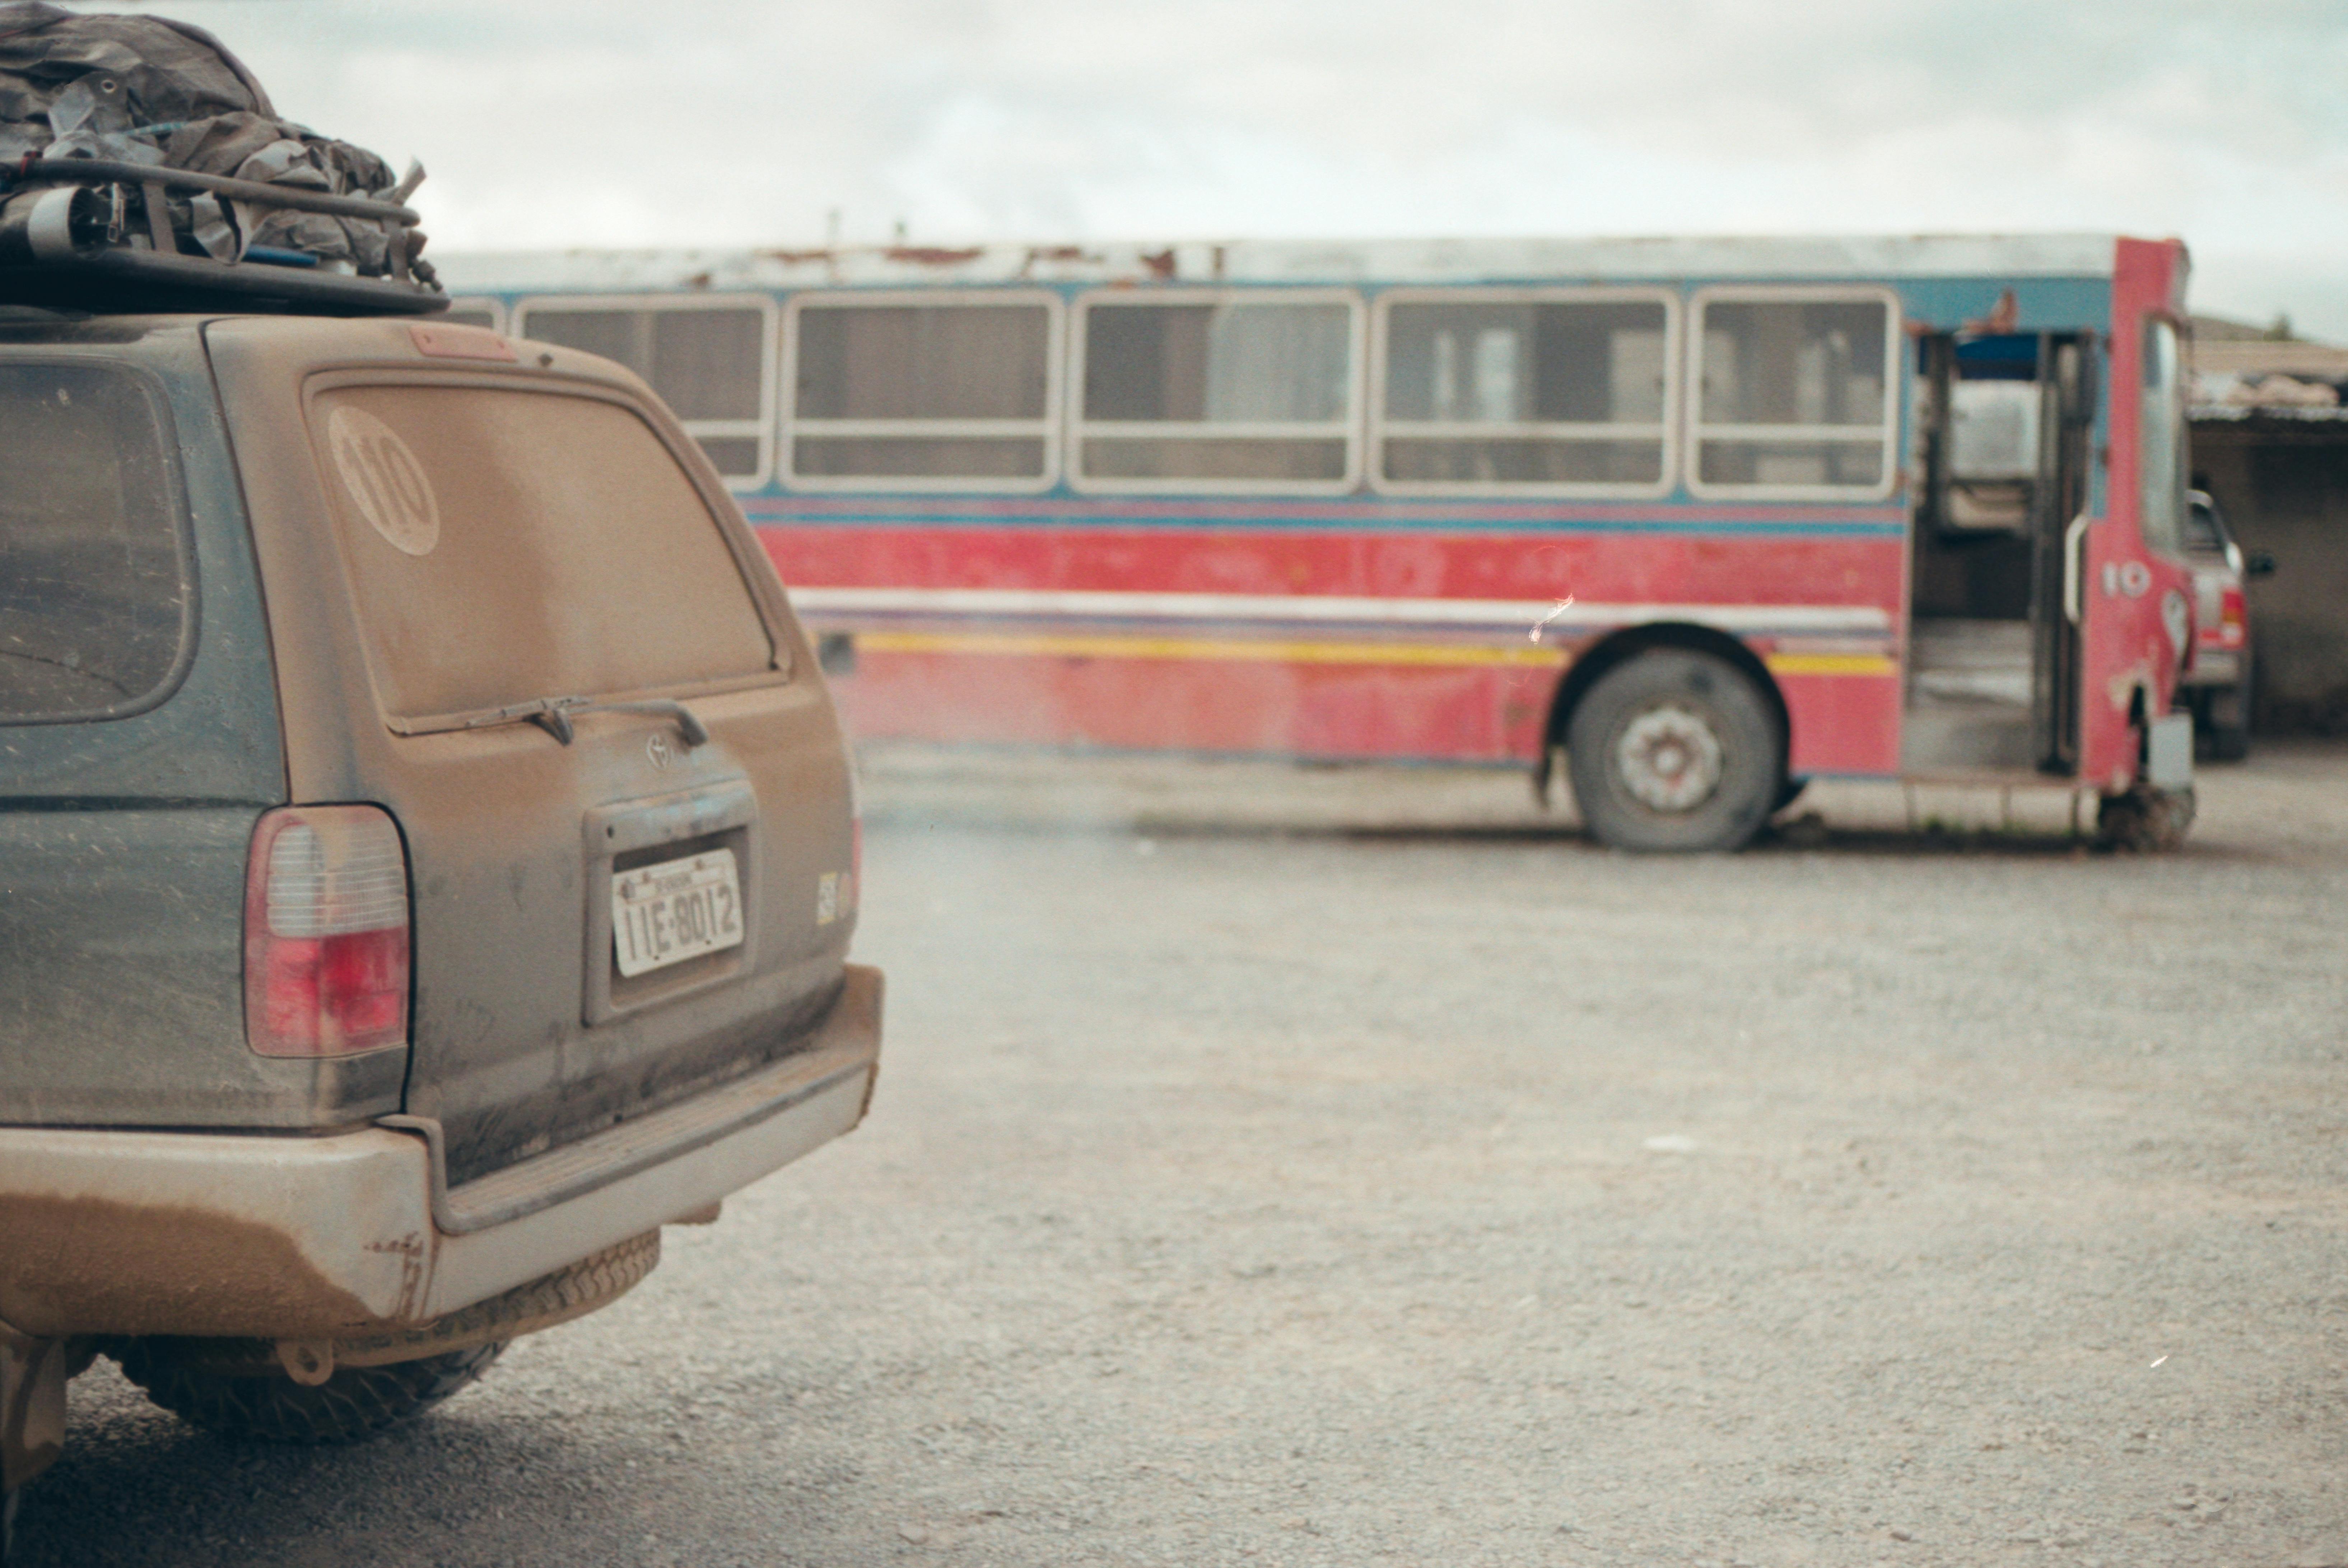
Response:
[0,1320,69,1546]
[2146,712,2194,792]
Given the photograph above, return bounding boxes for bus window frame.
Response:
[1368,285,1681,501]
[1067,287,1367,498]
[1684,285,1903,504]
[2136,313,2191,561]
[779,288,1064,496]
[441,297,508,335]
[512,291,778,492]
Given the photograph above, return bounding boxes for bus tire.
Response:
[2097,785,2194,852]
[1566,649,1781,852]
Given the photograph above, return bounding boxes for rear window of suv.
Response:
[0,363,190,723]
[309,384,776,724]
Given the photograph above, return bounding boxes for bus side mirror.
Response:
[2245,550,2278,578]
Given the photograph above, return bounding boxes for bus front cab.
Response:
[2082,238,2198,841]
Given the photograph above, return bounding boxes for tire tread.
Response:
[117,1341,505,1445]
[1566,648,1781,852]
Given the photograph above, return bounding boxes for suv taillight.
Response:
[2218,585,2248,648]
[243,805,411,1058]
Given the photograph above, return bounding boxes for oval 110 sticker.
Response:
[328,404,441,557]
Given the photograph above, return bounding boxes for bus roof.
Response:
[435,233,2148,296]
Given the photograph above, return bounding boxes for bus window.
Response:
[1075,296,1357,489]
[786,298,1055,487]
[517,298,773,483]
[1376,293,1671,492]
[441,297,504,334]
[2138,319,2188,555]
[1692,293,1895,497]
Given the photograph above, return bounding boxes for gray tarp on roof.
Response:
[0,2,408,274]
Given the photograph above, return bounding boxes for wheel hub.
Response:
[1615,704,1724,812]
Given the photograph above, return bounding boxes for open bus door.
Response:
[1905,330,2093,778]
[2037,336,2095,773]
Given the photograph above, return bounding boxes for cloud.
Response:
[127,0,2348,334]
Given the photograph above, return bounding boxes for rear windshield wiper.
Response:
[440,695,709,749]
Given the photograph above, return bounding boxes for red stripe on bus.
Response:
[758,525,1906,611]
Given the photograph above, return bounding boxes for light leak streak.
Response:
[1528,596,1576,643]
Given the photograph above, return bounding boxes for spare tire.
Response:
[116,1341,504,1445]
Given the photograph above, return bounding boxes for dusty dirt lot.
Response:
[17,744,2348,1567]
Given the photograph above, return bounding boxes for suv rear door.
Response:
[206,319,859,1187]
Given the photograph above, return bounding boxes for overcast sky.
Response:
[113,0,2348,336]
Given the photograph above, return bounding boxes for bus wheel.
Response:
[1566,649,1781,852]
[2097,785,2195,852]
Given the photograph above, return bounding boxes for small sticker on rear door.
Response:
[328,404,441,557]
[816,869,858,925]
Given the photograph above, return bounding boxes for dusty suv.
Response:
[0,309,880,1536]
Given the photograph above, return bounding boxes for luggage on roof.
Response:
[0,2,443,313]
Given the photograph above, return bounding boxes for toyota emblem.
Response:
[646,731,674,770]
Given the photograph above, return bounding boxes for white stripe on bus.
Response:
[785,587,1891,636]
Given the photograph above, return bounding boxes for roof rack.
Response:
[0,157,447,316]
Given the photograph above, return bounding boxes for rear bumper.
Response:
[0,965,881,1340]
[2180,648,2244,688]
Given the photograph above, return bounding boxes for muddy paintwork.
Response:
[1,1190,396,1337]
[0,964,876,1344]
[204,317,859,1186]
[0,318,414,1128]
[0,307,881,1484]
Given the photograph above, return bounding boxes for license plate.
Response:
[611,848,744,978]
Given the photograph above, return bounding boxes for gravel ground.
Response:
[15,743,2348,1568]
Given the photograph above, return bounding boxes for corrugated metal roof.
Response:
[435,233,2132,294]
[2191,403,2348,424]
[2191,340,2348,380]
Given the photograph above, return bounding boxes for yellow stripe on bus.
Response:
[853,632,1900,675]
[1762,653,1898,677]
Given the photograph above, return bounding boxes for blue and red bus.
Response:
[439,234,2201,849]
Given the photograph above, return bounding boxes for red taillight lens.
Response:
[243,805,411,1058]
[2219,586,2248,648]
